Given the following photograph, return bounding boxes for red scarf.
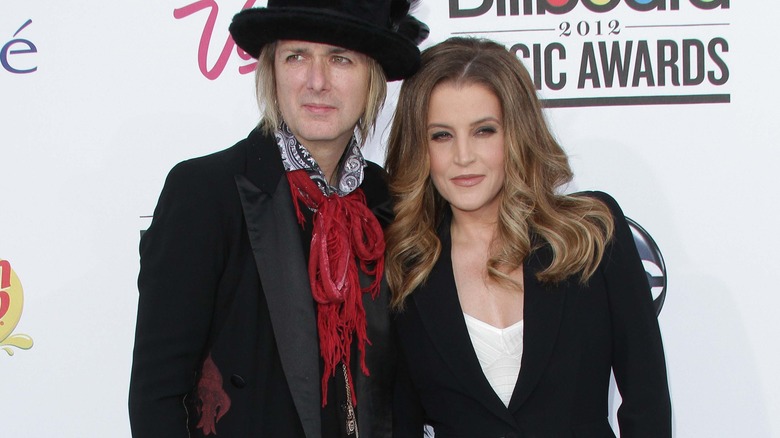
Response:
[286,169,385,407]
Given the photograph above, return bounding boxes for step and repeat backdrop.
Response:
[2,1,778,436]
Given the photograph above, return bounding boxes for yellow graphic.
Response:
[0,259,33,356]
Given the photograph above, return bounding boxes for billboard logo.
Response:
[0,259,34,356]
[174,0,258,80]
[447,0,731,107]
[626,219,667,315]
[2,19,37,74]
[450,0,729,17]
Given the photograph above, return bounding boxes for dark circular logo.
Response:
[625,217,667,315]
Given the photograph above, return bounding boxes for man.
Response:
[128,1,427,437]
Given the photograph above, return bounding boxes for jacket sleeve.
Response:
[129,159,230,437]
[594,191,672,437]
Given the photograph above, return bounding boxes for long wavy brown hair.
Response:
[385,37,614,309]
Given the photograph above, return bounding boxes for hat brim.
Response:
[229,7,420,81]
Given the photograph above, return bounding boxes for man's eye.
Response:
[475,126,498,136]
[286,54,303,62]
[332,56,351,65]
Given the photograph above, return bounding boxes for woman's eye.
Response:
[430,131,452,141]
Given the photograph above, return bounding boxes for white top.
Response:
[463,313,524,407]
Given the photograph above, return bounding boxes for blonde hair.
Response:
[254,42,388,144]
[385,37,614,309]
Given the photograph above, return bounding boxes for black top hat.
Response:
[229,0,429,81]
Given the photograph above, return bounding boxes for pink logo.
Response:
[174,0,258,80]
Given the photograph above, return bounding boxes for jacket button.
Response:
[230,374,246,388]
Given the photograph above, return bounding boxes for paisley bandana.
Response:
[275,121,365,196]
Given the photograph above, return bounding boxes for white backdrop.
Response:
[2,1,778,437]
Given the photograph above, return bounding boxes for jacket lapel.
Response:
[234,130,322,438]
[414,212,570,420]
[412,219,519,429]
[508,243,567,411]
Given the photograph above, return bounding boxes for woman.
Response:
[385,37,671,437]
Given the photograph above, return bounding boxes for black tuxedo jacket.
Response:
[129,128,395,438]
[393,192,671,438]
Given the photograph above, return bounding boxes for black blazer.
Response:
[393,192,671,438]
[129,128,395,438]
